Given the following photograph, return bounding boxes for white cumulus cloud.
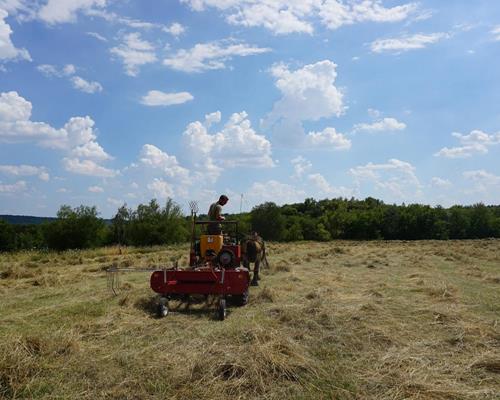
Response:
[88,185,104,192]
[353,117,406,133]
[0,164,49,181]
[319,0,418,30]
[264,60,345,145]
[0,9,31,63]
[430,177,452,188]
[163,40,270,73]
[71,76,103,93]
[62,158,117,177]
[181,0,418,35]
[350,158,421,200]
[308,173,353,197]
[0,179,26,193]
[463,170,500,185]
[371,32,449,53]
[141,90,193,106]
[139,144,190,181]
[306,127,351,149]
[111,32,157,76]
[38,0,106,24]
[0,91,114,177]
[245,180,306,205]
[435,130,500,158]
[291,156,312,179]
[163,22,185,36]
[183,111,274,185]
[147,178,174,199]
[37,64,103,94]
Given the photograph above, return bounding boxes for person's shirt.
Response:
[208,202,223,221]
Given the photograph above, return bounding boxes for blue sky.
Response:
[1,0,500,217]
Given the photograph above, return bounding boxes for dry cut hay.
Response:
[186,326,324,397]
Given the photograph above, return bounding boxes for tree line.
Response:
[1,197,500,251]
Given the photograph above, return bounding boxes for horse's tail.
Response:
[261,242,269,269]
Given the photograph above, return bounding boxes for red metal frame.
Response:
[150,268,250,296]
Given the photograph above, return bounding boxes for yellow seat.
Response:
[200,235,223,258]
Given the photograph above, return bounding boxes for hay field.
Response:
[0,240,499,399]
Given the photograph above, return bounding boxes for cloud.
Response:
[0,164,49,181]
[245,180,306,205]
[141,90,193,106]
[37,63,75,77]
[204,111,221,128]
[147,178,174,199]
[263,60,345,144]
[308,173,353,197]
[306,127,351,149]
[491,26,500,41]
[107,197,123,207]
[37,64,103,94]
[0,9,31,63]
[291,156,312,179]
[463,170,500,196]
[0,179,26,193]
[371,32,449,53]
[269,60,345,121]
[38,0,106,24]
[62,158,117,177]
[463,170,500,185]
[139,144,190,181]
[318,0,418,30]
[0,91,114,177]
[0,1,28,14]
[181,0,418,35]
[163,22,185,36]
[353,117,406,133]
[137,144,190,198]
[86,31,107,41]
[163,40,270,73]
[430,177,452,188]
[350,158,421,200]
[111,32,157,76]
[70,76,103,93]
[88,185,104,192]
[434,130,500,158]
[182,111,274,185]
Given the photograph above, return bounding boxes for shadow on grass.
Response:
[133,294,232,320]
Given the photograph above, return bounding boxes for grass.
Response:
[0,240,499,399]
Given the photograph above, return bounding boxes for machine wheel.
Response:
[233,290,249,306]
[218,298,227,321]
[218,250,235,268]
[157,299,169,318]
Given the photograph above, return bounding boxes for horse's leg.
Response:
[251,259,260,286]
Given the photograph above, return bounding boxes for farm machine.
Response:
[109,202,251,321]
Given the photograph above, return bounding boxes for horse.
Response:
[241,232,269,286]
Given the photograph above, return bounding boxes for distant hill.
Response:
[0,215,113,225]
[0,215,57,225]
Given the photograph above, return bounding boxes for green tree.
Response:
[251,202,285,241]
[43,205,106,250]
[0,220,15,251]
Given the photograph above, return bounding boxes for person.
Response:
[207,195,228,234]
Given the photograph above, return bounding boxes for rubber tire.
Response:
[233,290,249,306]
[157,302,168,318]
[218,298,227,321]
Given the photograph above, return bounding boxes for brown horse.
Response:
[241,232,268,286]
